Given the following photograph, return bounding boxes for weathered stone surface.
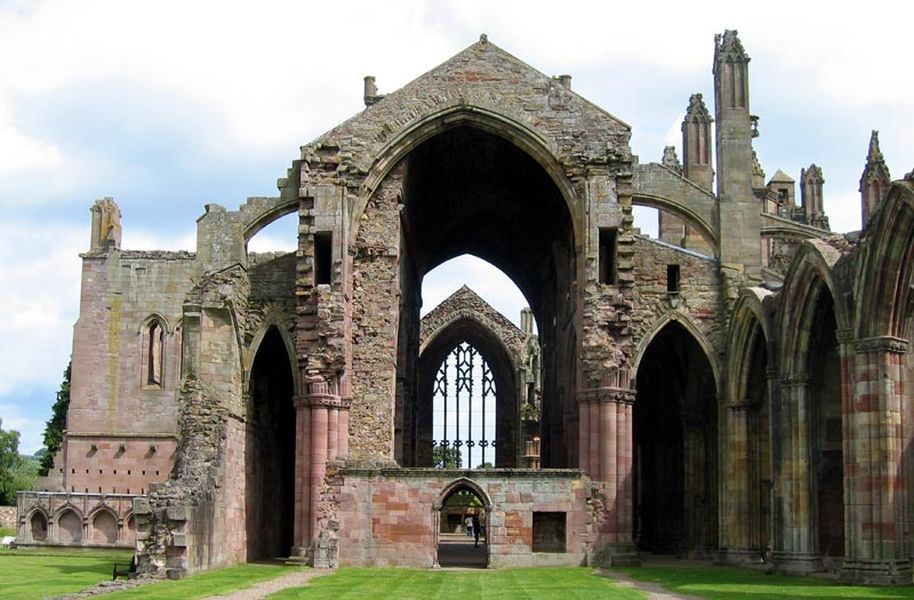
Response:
[19,31,914,586]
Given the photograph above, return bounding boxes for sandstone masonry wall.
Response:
[330,468,597,567]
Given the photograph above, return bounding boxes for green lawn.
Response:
[0,546,133,600]
[0,527,15,537]
[103,562,304,599]
[620,565,914,599]
[268,567,645,599]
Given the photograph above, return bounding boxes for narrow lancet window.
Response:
[147,321,164,386]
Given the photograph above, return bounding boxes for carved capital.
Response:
[577,386,636,405]
[292,393,349,410]
[855,336,909,355]
[835,328,855,344]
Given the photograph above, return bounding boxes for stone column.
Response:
[774,374,818,572]
[721,400,751,560]
[577,382,637,563]
[292,395,312,555]
[840,336,912,584]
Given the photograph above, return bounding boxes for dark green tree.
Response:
[0,418,24,505]
[40,361,70,476]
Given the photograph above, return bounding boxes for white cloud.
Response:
[122,228,197,252]
[0,221,81,395]
[423,255,529,328]
[0,402,45,455]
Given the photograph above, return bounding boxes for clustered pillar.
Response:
[774,375,816,568]
[841,336,911,583]
[577,368,635,550]
[291,381,350,560]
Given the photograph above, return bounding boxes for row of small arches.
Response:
[27,507,136,545]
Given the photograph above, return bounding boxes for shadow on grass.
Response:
[619,565,914,600]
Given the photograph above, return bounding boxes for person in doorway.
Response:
[465,514,473,537]
[472,514,481,547]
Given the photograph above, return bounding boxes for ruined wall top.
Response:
[296,36,632,196]
[89,197,121,252]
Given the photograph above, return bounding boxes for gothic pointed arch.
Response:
[855,178,914,339]
[245,312,299,397]
[55,505,84,544]
[139,313,170,388]
[434,477,493,511]
[355,105,582,244]
[633,311,721,392]
[89,505,119,543]
[412,287,526,468]
[632,316,719,553]
[726,287,775,403]
[778,240,848,377]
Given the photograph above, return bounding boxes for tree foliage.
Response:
[0,418,31,505]
[433,445,462,468]
[40,361,71,476]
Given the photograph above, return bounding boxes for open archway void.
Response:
[437,482,489,568]
[246,327,295,560]
[394,125,575,468]
[807,291,843,558]
[634,321,718,554]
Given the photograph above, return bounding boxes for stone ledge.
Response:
[337,466,584,479]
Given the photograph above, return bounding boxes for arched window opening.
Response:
[147,321,164,386]
[30,512,48,542]
[432,342,496,469]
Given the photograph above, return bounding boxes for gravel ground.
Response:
[598,569,701,600]
[204,568,332,600]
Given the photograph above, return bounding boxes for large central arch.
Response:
[367,121,578,468]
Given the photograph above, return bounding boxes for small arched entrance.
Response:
[435,479,491,568]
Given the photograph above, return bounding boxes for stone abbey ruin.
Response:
[16,30,914,584]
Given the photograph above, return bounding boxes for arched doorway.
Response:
[436,479,491,568]
[634,321,718,555]
[384,124,576,468]
[246,326,295,560]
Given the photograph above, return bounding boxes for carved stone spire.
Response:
[800,164,829,230]
[681,93,713,191]
[859,130,891,229]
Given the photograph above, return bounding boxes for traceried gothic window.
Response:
[144,319,165,387]
[432,341,496,469]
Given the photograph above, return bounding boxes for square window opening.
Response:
[314,232,333,285]
[599,228,618,285]
[532,511,566,553]
[667,264,681,294]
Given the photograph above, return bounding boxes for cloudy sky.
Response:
[1,0,911,453]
